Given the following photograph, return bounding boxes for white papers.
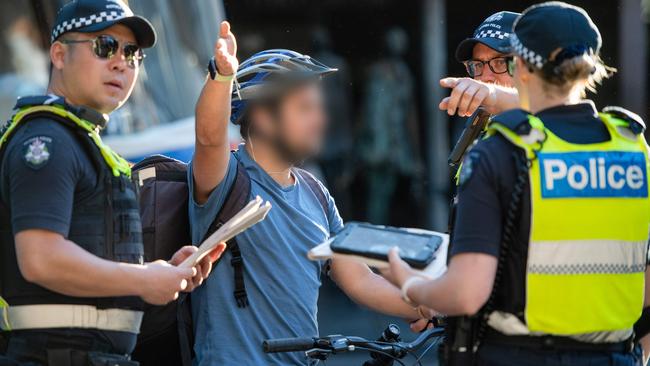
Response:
[179,196,272,268]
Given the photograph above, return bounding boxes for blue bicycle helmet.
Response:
[230,49,337,125]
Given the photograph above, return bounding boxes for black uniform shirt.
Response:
[1,118,97,236]
[0,117,136,354]
[450,101,611,313]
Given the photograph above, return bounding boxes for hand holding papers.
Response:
[179,196,272,268]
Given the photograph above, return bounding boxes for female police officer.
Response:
[382,2,649,365]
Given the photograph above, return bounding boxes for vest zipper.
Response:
[105,176,114,260]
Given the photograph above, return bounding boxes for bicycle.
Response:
[262,324,445,366]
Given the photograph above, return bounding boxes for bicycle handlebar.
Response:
[263,337,317,353]
[262,327,445,359]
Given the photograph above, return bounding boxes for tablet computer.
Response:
[329,222,443,269]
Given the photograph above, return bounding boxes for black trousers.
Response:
[477,343,643,366]
[0,331,137,366]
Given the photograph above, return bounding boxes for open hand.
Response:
[214,21,238,76]
[439,77,496,117]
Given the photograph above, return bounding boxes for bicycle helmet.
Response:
[230,49,337,125]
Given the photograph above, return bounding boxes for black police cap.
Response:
[511,1,601,69]
[51,0,156,48]
[455,11,520,62]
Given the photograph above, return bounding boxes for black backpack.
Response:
[130,154,328,366]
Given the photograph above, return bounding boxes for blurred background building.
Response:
[1,1,648,364]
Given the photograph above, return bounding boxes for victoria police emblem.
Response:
[459,150,479,186]
[22,136,53,169]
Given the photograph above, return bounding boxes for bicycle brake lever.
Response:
[305,348,331,360]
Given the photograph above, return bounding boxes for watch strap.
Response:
[208,57,235,83]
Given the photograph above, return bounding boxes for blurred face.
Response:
[50,24,140,114]
[469,43,513,86]
[252,82,326,163]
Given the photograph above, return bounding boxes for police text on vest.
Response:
[539,151,648,198]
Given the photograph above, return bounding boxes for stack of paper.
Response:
[180,196,272,268]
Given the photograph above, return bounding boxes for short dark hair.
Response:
[238,97,283,140]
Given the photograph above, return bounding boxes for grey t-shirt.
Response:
[189,145,343,365]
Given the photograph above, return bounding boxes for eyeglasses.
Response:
[463,56,512,78]
[59,35,145,69]
[507,57,516,76]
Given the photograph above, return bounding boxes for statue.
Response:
[358,27,422,224]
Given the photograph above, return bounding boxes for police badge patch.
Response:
[459,150,480,186]
[22,136,53,169]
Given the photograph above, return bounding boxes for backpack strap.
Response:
[200,158,252,308]
[294,168,329,218]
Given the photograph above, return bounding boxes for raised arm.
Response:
[192,21,239,204]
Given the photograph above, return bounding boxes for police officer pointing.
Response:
[383,2,649,365]
[0,1,221,365]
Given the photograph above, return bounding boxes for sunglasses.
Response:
[59,35,145,68]
[463,56,513,78]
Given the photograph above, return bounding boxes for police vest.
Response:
[0,96,144,311]
[485,109,650,342]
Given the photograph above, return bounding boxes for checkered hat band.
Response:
[51,11,125,43]
[475,30,510,40]
[510,34,546,69]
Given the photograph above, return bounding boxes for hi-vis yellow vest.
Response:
[0,104,131,177]
[488,112,650,338]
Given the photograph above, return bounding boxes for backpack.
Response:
[130,153,329,366]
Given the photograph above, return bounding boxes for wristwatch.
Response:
[207,57,235,82]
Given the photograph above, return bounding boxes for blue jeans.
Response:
[477,344,643,366]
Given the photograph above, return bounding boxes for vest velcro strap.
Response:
[1,304,143,333]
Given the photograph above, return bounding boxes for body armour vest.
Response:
[0,95,144,310]
[485,108,650,343]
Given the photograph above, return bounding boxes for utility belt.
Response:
[440,317,635,366]
[484,328,635,354]
[2,331,138,366]
[1,304,143,334]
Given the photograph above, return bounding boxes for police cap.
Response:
[511,1,601,69]
[51,0,156,48]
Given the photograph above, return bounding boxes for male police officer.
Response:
[383,2,649,365]
[439,12,522,118]
[455,11,519,87]
[0,1,221,365]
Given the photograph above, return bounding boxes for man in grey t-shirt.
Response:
[190,22,433,365]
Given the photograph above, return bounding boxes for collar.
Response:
[535,100,598,121]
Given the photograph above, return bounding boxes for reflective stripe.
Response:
[0,296,9,331]
[528,239,647,275]
[487,311,633,343]
[0,305,142,334]
[1,105,131,177]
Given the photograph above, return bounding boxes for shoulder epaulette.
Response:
[14,94,66,109]
[602,106,645,135]
[13,94,107,129]
[490,109,532,135]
